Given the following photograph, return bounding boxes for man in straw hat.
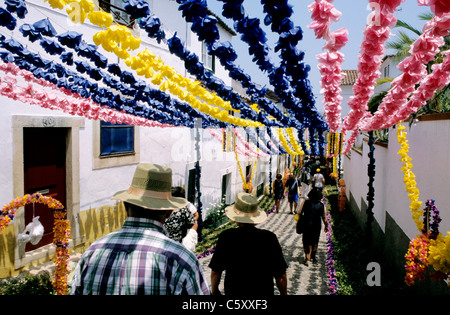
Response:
[71,163,210,295]
[209,193,288,295]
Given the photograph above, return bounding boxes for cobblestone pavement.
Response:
[199,196,329,295]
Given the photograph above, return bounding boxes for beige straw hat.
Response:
[225,192,267,224]
[111,163,188,210]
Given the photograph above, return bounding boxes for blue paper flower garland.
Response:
[366,131,376,242]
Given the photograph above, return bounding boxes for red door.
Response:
[23,128,67,252]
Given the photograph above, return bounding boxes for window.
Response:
[202,42,215,73]
[99,0,134,26]
[100,121,134,156]
[383,64,390,78]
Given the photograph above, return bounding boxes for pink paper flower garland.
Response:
[207,128,268,158]
[308,0,349,133]
[340,0,406,154]
[360,13,450,131]
[0,62,170,128]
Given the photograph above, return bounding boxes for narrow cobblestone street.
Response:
[199,196,329,295]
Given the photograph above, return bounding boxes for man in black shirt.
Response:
[209,193,288,295]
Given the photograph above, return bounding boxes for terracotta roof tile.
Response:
[341,70,358,86]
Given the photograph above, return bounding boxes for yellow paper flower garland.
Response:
[93,24,141,60]
[125,49,261,127]
[428,232,450,279]
[41,0,267,129]
[396,123,423,231]
[235,146,258,192]
[396,123,450,288]
[286,127,304,156]
[87,11,113,28]
[278,128,299,156]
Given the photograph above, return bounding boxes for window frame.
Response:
[93,120,140,169]
[100,121,135,158]
[202,41,215,73]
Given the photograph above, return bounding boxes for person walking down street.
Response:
[272,174,284,213]
[164,186,199,252]
[209,193,288,296]
[300,166,311,199]
[285,173,300,214]
[297,188,329,266]
[313,168,325,191]
[71,163,210,295]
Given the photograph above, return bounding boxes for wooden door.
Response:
[23,128,67,252]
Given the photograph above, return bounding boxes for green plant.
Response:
[325,185,414,295]
[0,272,55,295]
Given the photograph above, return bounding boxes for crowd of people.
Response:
[70,157,329,295]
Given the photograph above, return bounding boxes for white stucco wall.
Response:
[343,119,450,240]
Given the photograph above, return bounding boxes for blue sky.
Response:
[206,0,431,112]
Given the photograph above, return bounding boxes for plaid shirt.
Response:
[71,217,210,295]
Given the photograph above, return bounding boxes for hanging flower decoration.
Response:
[0,62,171,128]
[278,127,299,156]
[87,11,113,28]
[366,131,376,236]
[93,24,141,60]
[405,233,431,286]
[397,125,450,288]
[396,123,423,231]
[360,14,450,132]
[308,0,348,133]
[287,127,304,156]
[428,232,450,286]
[234,137,258,193]
[322,197,338,295]
[0,193,70,295]
[422,199,441,239]
[339,0,405,154]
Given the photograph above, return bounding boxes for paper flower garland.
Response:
[396,123,423,231]
[308,0,348,133]
[0,192,70,295]
[366,131,376,240]
[405,201,448,288]
[340,0,405,154]
[361,14,450,132]
[93,24,142,60]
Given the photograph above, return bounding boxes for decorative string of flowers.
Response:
[287,128,304,156]
[405,233,431,286]
[0,192,71,295]
[396,123,423,231]
[0,34,217,128]
[52,209,71,295]
[340,0,405,154]
[0,62,173,128]
[308,0,348,133]
[366,131,376,241]
[361,14,450,132]
[216,0,325,131]
[176,0,325,131]
[396,124,450,288]
[234,146,258,193]
[245,127,273,155]
[278,128,300,156]
[8,5,267,130]
[322,197,338,295]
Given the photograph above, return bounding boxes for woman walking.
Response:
[297,188,328,266]
[272,174,284,213]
